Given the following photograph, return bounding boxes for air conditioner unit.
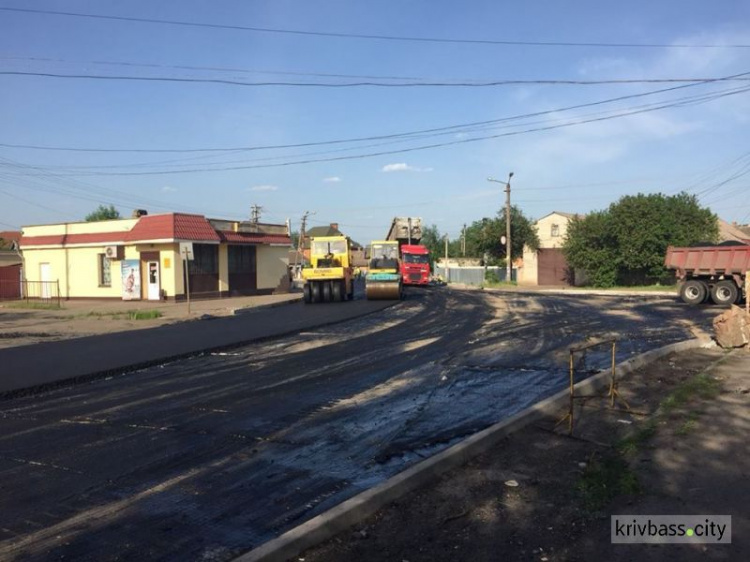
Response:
[104,245,123,260]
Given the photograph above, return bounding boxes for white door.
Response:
[147,261,160,301]
[40,263,51,299]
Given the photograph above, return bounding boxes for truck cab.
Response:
[400,244,430,285]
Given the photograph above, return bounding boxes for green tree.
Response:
[563,192,718,287]
[420,224,444,265]
[461,206,539,264]
[85,204,121,222]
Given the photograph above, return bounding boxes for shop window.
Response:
[189,244,219,275]
[98,254,111,286]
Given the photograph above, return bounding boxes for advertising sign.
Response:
[121,259,141,300]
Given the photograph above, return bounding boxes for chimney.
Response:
[330,222,339,231]
[132,209,148,218]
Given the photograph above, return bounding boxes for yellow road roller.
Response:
[301,235,354,304]
[366,240,403,300]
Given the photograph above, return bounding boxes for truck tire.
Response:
[710,280,739,306]
[332,281,343,302]
[311,282,321,303]
[322,281,332,302]
[680,280,707,305]
[303,283,312,304]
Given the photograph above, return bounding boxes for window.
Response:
[228,245,256,274]
[98,254,111,286]
[551,224,560,237]
[188,244,219,275]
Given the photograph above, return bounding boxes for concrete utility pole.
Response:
[462,223,466,257]
[488,172,514,282]
[250,204,263,224]
[293,211,314,278]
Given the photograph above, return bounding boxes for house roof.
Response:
[535,211,580,223]
[125,213,221,243]
[305,225,343,238]
[0,231,21,250]
[718,219,750,243]
[19,231,129,247]
[219,231,291,245]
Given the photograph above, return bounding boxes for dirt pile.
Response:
[713,305,750,348]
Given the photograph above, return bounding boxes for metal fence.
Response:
[0,279,61,306]
[433,266,516,285]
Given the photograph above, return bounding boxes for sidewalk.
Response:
[296,346,749,562]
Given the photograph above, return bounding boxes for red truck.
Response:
[400,244,431,286]
[665,244,750,305]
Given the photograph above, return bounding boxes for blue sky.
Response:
[1,0,749,243]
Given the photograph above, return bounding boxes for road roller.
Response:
[301,235,354,304]
[366,240,403,300]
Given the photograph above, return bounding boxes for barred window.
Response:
[98,254,111,286]
[188,244,219,275]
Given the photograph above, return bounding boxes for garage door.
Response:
[537,249,572,285]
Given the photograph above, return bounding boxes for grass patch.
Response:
[4,300,63,310]
[617,371,720,456]
[573,284,677,292]
[127,310,162,320]
[84,309,162,320]
[676,411,702,436]
[576,453,641,511]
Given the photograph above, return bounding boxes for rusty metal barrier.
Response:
[555,338,632,435]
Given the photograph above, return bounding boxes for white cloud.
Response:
[248,185,278,191]
[323,176,342,183]
[161,186,178,192]
[382,163,433,173]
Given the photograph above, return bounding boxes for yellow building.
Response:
[19,213,291,300]
[520,211,579,286]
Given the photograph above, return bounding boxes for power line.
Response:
[32,84,750,176]
[4,71,748,155]
[2,6,749,49]
[5,70,749,88]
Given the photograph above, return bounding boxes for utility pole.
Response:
[488,172,514,282]
[444,234,449,283]
[250,204,263,224]
[294,211,315,278]
[461,223,466,257]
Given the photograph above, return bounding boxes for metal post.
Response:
[183,251,191,315]
[568,350,575,435]
[610,341,617,408]
[505,173,513,283]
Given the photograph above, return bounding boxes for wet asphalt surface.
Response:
[0,288,719,561]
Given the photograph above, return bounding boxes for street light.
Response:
[487,172,514,283]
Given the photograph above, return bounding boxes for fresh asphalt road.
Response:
[0,288,718,561]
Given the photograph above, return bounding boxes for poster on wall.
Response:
[121,259,141,300]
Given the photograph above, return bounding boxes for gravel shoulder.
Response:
[297,346,749,562]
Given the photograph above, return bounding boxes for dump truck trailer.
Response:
[302,236,354,303]
[665,244,750,305]
[366,240,403,300]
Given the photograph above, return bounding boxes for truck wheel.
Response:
[322,281,332,302]
[680,280,707,305]
[311,282,321,303]
[710,280,739,306]
[332,281,343,302]
[303,284,311,304]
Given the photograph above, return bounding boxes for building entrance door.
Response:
[147,261,160,300]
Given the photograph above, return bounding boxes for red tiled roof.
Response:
[219,231,291,245]
[0,231,21,242]
[125,213,220,243]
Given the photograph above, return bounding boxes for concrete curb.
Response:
[236,337,708,562]
[472,286,677,300]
